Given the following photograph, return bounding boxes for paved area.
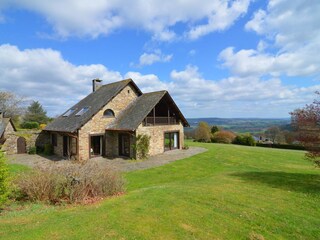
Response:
[7,147,207,172]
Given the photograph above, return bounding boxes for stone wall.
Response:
[3,129,43,154]
[78,84,139,161]
[136,122,184,156]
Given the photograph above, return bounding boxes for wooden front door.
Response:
[119,134,130,157]
[17,137,26,154]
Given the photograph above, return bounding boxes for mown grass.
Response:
[1,141,319,239]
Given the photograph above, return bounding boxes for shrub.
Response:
[0,152,10,208]
[44,144,54,155]
[39,124,47,130]
[134,134,151,159]
[211,130,236,144]
[182,144,189,150]
[14,163,124,204]
[233,134,256,146]
[20,121,39,129]
[28,146,37,154]
[195,122,211,142]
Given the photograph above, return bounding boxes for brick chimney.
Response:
[92,79,102,92]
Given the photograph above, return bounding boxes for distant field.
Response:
[1,141,319,239]
[186,117,291,133]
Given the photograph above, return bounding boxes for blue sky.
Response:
[0,0,319,118]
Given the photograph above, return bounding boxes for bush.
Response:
[134,134,151,159]
[14,163,124,204]
[0,152,10,208]
[28,146,37,154]
[20,121,39,129]
[211,130,236,144]
[195,122,211,142]
[233,134,256,146]
[39,124,47,130]
[44,144,54,155]
[256,143,305,151]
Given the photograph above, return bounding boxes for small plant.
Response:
[39,124,47,130]
[28,146,37,154]
[133,134,151,159]
[182,144,189,150]
[43,143,54,155]
[0,152,10,208]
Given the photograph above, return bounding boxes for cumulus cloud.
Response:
[0,44,122,116]
[0,44,317,118]
[0,0,252,40]
[219,0,320,78]
[135,50,172,67]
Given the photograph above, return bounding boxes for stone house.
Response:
[43,79,189,161]
[0,111,23,154]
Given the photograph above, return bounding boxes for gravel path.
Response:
[7,147,207,172]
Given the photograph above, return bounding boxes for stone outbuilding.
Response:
[0,111,22,154]
[43,79,189,161]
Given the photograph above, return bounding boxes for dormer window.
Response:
[103,109,115,118]
[75,107,89,116]
[62,109,75,117]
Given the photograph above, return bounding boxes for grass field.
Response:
[1,141,320,239]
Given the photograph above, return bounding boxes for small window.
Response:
[103,109,115,117]
[75,107,89,116]
[51,133,57,147]
[128,90,130,94]
[62,109,75,117]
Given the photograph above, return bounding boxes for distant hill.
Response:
[186,118,291,133]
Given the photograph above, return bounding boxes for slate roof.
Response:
[45,79,142,133]
[0,118,14,138]
[106,90,189,131]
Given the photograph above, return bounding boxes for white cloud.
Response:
[219,0,320,78]
[0,44,317,118]
[0,44,122,116]
[0,0,252,40]
[135,50,172,67]
[187,0,251,39]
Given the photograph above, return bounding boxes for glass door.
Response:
[164,132,179,151]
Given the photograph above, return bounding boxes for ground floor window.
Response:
[164,132,179,151]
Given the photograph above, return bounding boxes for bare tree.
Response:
[0,91,25,122]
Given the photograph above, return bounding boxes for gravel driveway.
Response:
[7,147,207,172]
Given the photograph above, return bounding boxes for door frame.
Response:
[63,136,69,157]
[118,133,131,157]
[89,133,105,158]
[164,131,180,151]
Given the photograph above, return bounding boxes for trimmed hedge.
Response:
[20,121,39,129]
[256,143,305,151]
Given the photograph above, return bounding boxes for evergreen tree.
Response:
[211,125,219,134]
[24,101,48,124]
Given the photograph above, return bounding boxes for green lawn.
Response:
[1,142,320,239]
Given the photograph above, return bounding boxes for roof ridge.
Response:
[142,90,167,95]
